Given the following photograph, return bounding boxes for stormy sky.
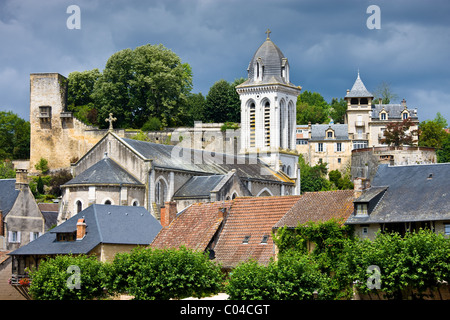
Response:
[1,0,449,123]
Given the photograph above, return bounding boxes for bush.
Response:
[34,157,49,174]
[141,117,162,131]
[226,252,334,300]
[106,246,224,300]
[29,254,108,300]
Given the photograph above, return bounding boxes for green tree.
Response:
[418,113,448,149]
[34,157,49,174]
[29,254,108,300]
[0,111,30,160]
[92,44,193,129]
[329,97,347,124]
[437,133,450,163]
[106,246,224,300]
[296,90,330,125]
[0,160,15,178]
[298,155,331,193]
[179,92,206,126]
[203,78,244,123]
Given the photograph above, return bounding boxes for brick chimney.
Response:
[160,201,177,227]
[76,218,86,240]
[354,177,370,199]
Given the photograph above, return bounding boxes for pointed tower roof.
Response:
[345,71,373,98]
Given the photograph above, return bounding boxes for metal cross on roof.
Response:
[265,28,271,40]
[105,113,117,130]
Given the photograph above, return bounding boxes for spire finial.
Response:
[265,28,271,40]
[357,68,360,79]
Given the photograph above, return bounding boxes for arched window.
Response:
[76,200,82,214]
[287,101,294,149]
[155,178,168,205]
[132,200,139,206]
[249,102,256,147]
[264,101,270,147]
[286,165,292,176]
[279,99,286,149]
[104,200,112,205]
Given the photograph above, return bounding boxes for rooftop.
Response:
[345,72,373,98]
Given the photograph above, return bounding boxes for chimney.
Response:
[353,177,370,199]
[15,169,28,190]
[76,218,86,240]
[401,98,407,108]
[160,201,177,227]
[218,207,227,220]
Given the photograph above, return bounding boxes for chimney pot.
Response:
[76,218,86,240]
[15,169,28,190]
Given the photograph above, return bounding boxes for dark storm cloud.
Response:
[0,0,449,122]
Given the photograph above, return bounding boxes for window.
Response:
[361,226,369,237]
[264,101,270,147]
[30,232,40,242]
[336,142,342,152]
[381,112,386,120]
[338,158,342,164]
[445,224,450,236]
[353,141,368,150]
[403,112,409,120]
[249,102,256,147]
[9,231,19,243]
[327,131,333,138]
[132,200,139,206]
[297,139,308,145]
[104,200,112,205]
[57,232,75,242]
[318,143,323,152]
[356,204,368,216]
[242,235,251,244]
[261,235,269,244]
[76,200,82,214]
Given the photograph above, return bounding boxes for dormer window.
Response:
[255,58,264,81]
[355,203,368,216]
[243,235,251,244]
[57,232,76,242]
[380,112,387,120]
[261,235,269,244]
[402,111,409,120]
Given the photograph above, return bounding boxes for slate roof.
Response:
[345,72,373,98]
[273,190,355,229]
[173,175,225,199]
[310,124,349,141]
[213,195,301,268]
[346,163,450,224]
[38,203,59,230]
[63,157,143,187]
[371,104,418,120]
[237,38,299,89]
[9,204,162,256]
[151,201,233,251]
[122,137,289,184]
[0,179,19,217]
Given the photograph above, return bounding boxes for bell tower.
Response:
[236,30,302,194]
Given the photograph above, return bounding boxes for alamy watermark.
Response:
[366,5,381,30]
[366,265,381,290]
[66,265,81,289]
[66,5,81,30]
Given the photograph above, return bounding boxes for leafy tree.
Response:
[418,113,448,149]
[226,251,334,300]
[298,154,331,193]
[328,169,354,190]
[34,157,49,174]
[29,254,108,300]
[0,160,15,179]
[203,78,244,123]
[67,69,101,108]
[296,90,330,125]
[329,97,347,124]
[141,117,162,131]
[105,246,224,300]
[179,92,206,126]
[92,44,193,129]
[437,133,450,163]
[338,229,450,300]
[0,111,30,160]
[373,81,398,104]
[380,118,417,147]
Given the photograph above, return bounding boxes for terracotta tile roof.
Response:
[150,201,233,251]
[274,190,355,229]
[213,196,301,268]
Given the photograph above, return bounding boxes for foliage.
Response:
[220,122,240,132]
[0,160,15,179]
[91,44,193,129]
[298,154,331,193]
[105,246,224,300]
[141,117,162,131]
[418,113,448,149]
[296,90,330,125]
[0,111,30,160]
[328,169,354,190]
[67,69,101,110]
[226,251,334,300]
[37,176,45,194]
[380,118,417,147]
[180,92,206,126]
[329,97,347,124]
[437,133,450,163]
[48,169,73,197]
[203,78,244,123]
[337,229,450,300]
[34,157,49,174]
[29,254,108,300]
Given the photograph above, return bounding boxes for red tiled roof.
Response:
[274,190,355,229]
[213,196,301,268]
[150,201,232,251]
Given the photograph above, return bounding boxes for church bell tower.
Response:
[236,30,302,193]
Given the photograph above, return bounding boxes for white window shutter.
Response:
[8,231,12,243]
[17,231,21,243]
[315,143,318,152]
[334,143,337,152]
[323,143,327,152]
[30,232,34,242]
[342,143,345,152]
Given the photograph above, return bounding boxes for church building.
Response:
[57,31,302,222]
